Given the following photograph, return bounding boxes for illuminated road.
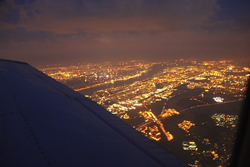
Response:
[178,99,243,113]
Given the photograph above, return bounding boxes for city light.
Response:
[40,59,249,166]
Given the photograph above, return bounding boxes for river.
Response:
[79,63,167,95]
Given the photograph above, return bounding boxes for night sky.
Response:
[0,0,250,66]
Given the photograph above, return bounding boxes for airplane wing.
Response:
[0,59,187,167]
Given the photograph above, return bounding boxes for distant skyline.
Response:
[0,0,250,66]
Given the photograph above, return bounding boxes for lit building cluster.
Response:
[137,110,174,141]
[159,108,179,118]
[137,125,162,141]
[213,97,224,103]
[139,110,158,122]
[178,120,195,133]
[211,113,238,128]
[185,60,249,95]
[183,141,198,151]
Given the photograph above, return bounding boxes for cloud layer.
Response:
[0,0,249,65]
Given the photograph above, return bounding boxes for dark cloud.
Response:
[0,28,53,42]
[0,0,249,65]
[2,8,20,24]
[213,0,250,31]
[1,0,221,33]
[14,0,26,5]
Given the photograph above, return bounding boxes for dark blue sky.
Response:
[0,0,249,65]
